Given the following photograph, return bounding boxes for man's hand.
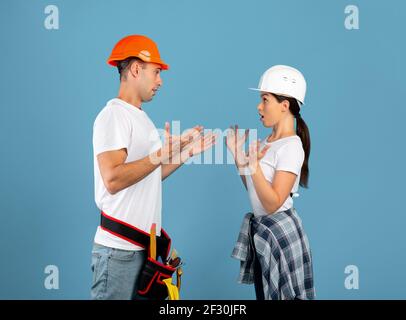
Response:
[160,124,217,180]
[152,122,190,164]
[179,125,204,150]
[180,130,217,162]
[154,122,214,165]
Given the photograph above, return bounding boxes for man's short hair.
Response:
[117,57,145,81]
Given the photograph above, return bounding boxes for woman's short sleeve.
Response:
[275,141,305,175]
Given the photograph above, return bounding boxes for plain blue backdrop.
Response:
[1,0,405,299]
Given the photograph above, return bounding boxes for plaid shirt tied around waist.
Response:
[231,208,315,300]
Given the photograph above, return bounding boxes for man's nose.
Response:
[157,75,163,87]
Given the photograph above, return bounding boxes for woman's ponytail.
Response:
[271,94,311,188]
[295,113,310,188]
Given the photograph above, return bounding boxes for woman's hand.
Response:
[247,140,270,174]
[225,125,250,168]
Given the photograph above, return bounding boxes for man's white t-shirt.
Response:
[246,135,305,216]
[93,98,162,251]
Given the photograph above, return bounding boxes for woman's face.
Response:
[257,92,284,128]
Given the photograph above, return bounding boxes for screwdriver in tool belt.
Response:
[150,223,156,260]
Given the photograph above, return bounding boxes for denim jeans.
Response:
[90,242,148,300]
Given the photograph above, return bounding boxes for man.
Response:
[91,35,215,300]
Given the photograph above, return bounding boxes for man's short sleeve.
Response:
[275,142,305,175]
[93,107,131,156]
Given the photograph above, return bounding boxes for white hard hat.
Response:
[249,65,307,105]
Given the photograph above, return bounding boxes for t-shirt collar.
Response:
[265,135,300,144]
[108,98,145,114]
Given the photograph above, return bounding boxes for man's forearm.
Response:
[106,152,161,194]
[161,150,191,180]
[161,162,185,181]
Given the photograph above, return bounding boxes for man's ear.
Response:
[129,61,141,79]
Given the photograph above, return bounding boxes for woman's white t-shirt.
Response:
[246,135,305,216]
[93,98,162,251]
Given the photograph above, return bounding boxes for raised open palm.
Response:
[225,125,249,167]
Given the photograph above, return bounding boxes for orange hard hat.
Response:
[107,35,169,70]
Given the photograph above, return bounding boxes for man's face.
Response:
[137,62,163,102]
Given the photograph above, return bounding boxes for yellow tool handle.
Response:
[163,278,180,300]
[150,223,156,260]
[177,267,183,290]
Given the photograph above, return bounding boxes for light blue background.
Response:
[1,0,405,299]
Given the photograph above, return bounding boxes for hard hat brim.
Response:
[107,57,169,70]
[248,88,304,105]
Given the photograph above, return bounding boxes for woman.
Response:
[227,65,315,300]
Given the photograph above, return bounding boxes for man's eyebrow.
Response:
[261,93,269,98]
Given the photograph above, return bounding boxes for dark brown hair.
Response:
[271,93,311,188]
[117,57,145,81]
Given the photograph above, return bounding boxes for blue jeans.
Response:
[90,242,148,300]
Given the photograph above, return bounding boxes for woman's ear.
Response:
[281,99,290,112]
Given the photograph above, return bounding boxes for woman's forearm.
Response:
[250,166,281,214]
[239,173,247,190]
[234,159,247,190]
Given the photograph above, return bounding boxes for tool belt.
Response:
[100,211,177,300]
